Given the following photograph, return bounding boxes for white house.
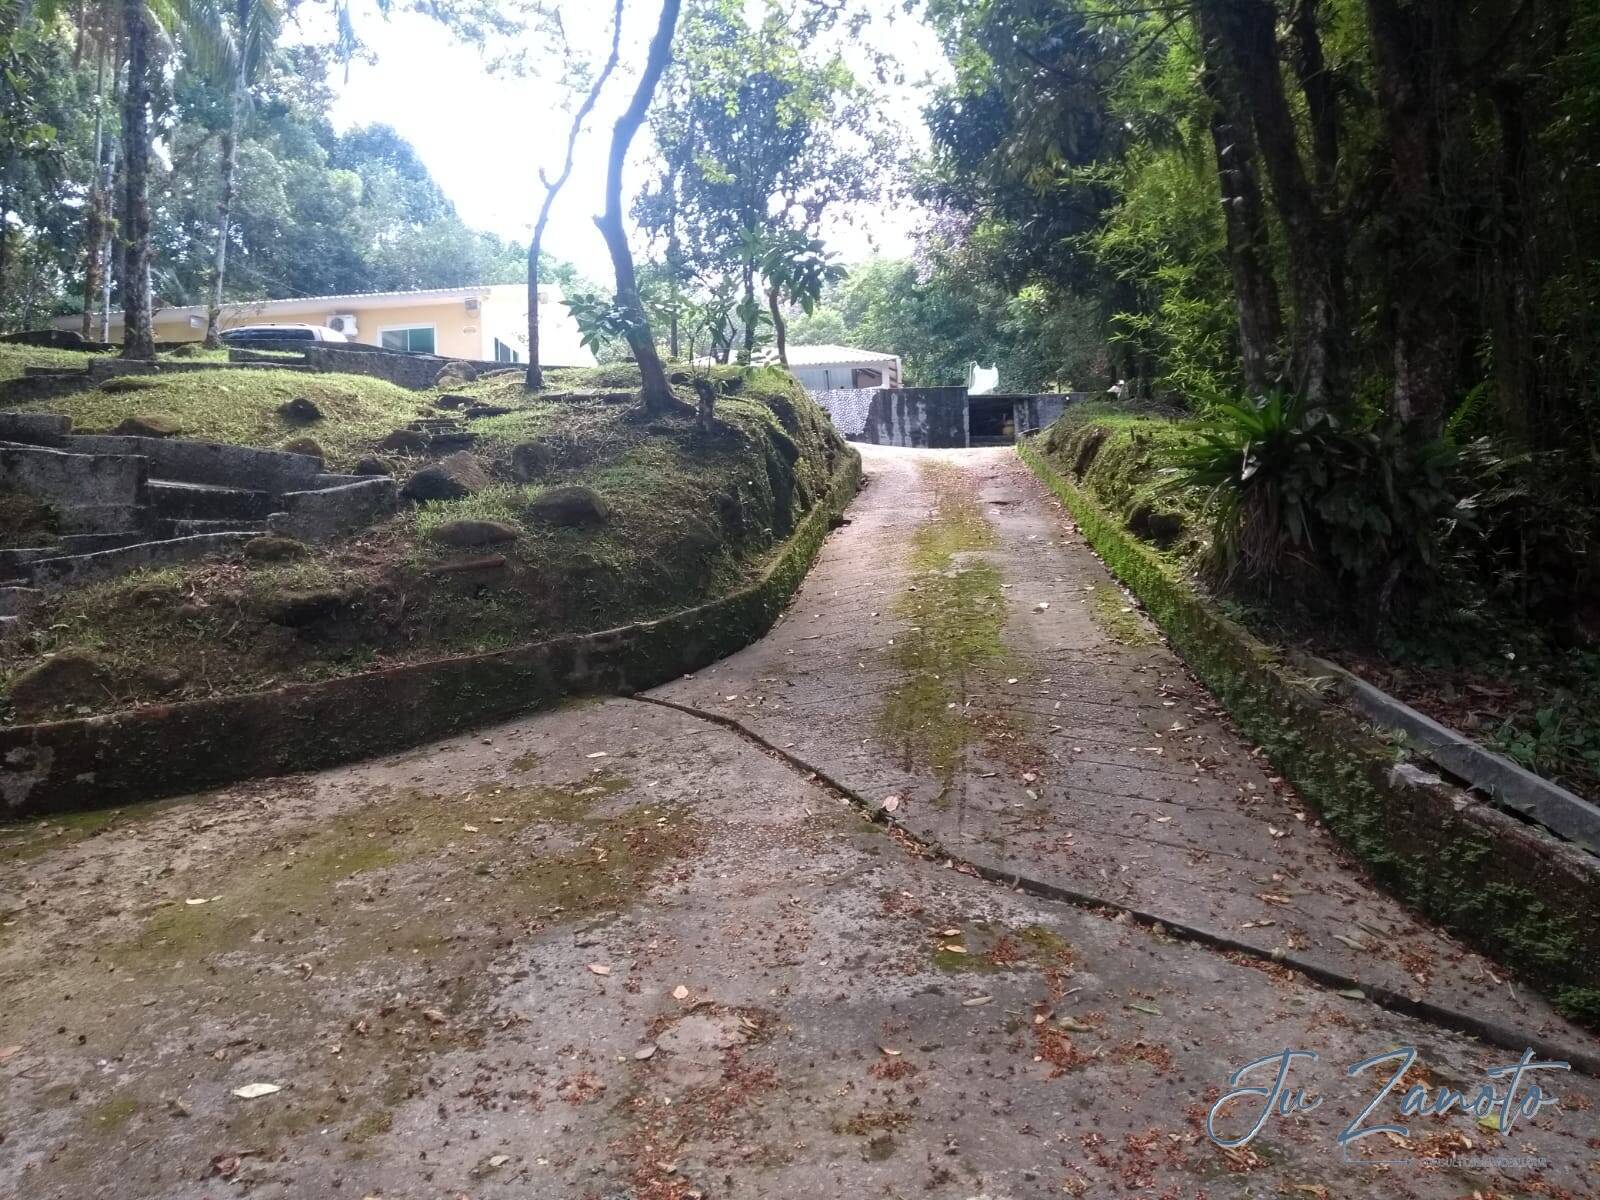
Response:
[777,344,903,391]
[55,283,596,368]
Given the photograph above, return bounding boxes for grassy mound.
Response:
[0,342,110,380]
[1,363,853,722]
[1037,404,1208,561]
[11,367,436,469]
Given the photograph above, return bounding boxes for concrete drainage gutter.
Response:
[0,449,863,818]
[1311,656,1600,855]
[1018,437,1600,1026]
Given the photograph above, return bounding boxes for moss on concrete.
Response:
[5,366,858,730]
[1019,437,1600,1027]
[1089,584,1157,646]
[878,463,1010,782]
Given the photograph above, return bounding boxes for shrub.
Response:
[1170,393,1464,625]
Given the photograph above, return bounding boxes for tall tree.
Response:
[118,0,154,357]
[639,0,888,361]
[201,0,282,347]
[525,0,622,390]
[595,0,683,414]
[1197,0,1347,410]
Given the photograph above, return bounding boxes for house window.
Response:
[380,326,436,354]
[493,337,521,363]
[852,367,883,388]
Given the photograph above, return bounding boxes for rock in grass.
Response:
[436,393,473,410]
[263,588,351,627]
[401,451,489,502]
[465,402,512,418]
[135,665,184,694]
[430,519,519,547]
[379,429,428,454]
[112,413,183,437]
[278,396,323,423]
[243,535,309,562]
[434,361,478,388]
[431,554,508,576]
[282,437,323,461]
[509,440,554,482]
[9,652,114,719]
[98,375,161,393]
[530,485,610,527]
[354,456,393,477]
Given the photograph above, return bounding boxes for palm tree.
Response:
[114,0,232,358]
[193,0,280,347]
[118,0,154,357]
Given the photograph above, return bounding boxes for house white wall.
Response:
[791,359,901,391]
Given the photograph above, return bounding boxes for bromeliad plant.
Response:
[1171,392,1466,624]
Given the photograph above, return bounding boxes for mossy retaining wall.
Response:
[0,450,862,818]
[1019,438,1600,1025]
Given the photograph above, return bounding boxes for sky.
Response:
[322,0,950,283]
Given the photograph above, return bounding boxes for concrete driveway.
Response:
[2,445,1596,1199]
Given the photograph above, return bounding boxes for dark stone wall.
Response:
[859,387,970,448]
[988,393,1089,438]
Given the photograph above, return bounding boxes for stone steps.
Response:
[161,517,272,538]
[147,478,276,521]
[0,410,399,609]
[0,586,42,616]
[25,532,261,591]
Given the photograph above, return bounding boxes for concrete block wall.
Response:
[860,387,970,448]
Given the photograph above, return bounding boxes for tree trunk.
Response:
[1365,0,1467,441]
[595,0,684,415]
[1198,10,1283,396]
[82,43,108,339]
[525,240,544,390]
[0,201,9,325]
[740,263,756,363]
[1201,0,1347,410]
[204,92,240,347]
[767,285,787,367]
[1489,79,1535,447]
[1289,0,1339,194]
[119,0,155,359]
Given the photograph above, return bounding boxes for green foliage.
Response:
[634,0,890,360]
[1492,670,1600,797]
[562,291,637,357]
[1171,394,1463,621]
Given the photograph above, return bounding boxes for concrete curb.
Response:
[1017,437,1600,1029]
[0,449,863,817]
[1310,655,1600,854]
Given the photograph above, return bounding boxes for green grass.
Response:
[0,342,110,380]
[11,367,433,468]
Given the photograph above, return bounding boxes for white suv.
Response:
[220,323,351,345]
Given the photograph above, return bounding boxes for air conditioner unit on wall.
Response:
[327,314,359,336]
